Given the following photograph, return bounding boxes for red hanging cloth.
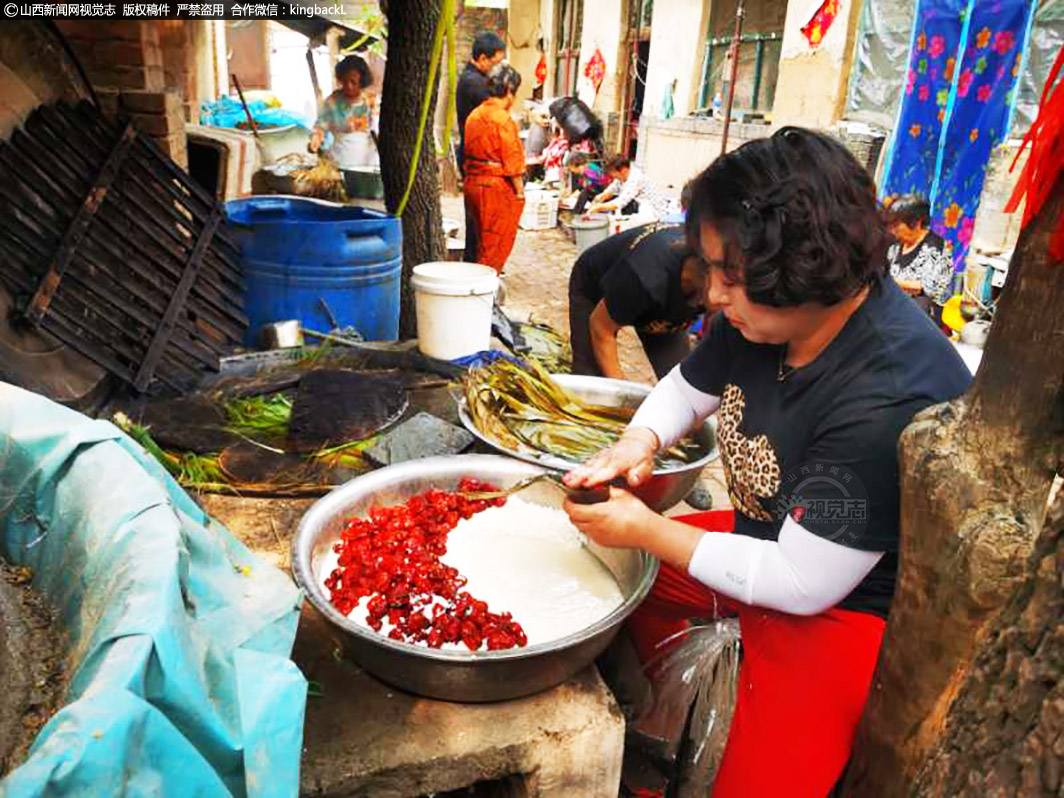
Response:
[584,48,606,91]
[1005,46,1064,261]
[801,0,841,48]
[535,52,547,87]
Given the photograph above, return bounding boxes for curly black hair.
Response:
[336,55,372,88]
[685,127,892,308]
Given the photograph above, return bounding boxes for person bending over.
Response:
[568,223,705,380]
[587,155,674,220]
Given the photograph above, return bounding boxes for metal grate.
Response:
[0,101,247,394]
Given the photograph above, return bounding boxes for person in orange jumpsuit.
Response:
[463,63,526,275]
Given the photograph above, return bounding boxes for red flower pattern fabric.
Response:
[801,0,840,47]
[584,48,606,91]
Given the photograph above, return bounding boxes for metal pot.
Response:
[457,373,719,512]
[960,320,991,348]
[292,454,659,702]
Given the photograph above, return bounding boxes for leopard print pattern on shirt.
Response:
[716,384,781,522]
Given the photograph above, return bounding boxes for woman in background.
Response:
[463,63,526,275]
[309,55,378,172]
[885,194,955,321]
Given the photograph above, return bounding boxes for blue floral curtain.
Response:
[882,0,1037,270]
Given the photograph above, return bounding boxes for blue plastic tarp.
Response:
[200,97,313,131]
[0,385,307,798]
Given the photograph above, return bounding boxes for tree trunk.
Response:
[913,487,1064,796]
[844,174,1064,795]
[379,0,446,339]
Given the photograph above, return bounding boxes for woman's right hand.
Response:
[308,129,324,153]
[563,426,659,489]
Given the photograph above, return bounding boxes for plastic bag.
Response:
[633,619,741,795]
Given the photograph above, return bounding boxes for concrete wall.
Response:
[771,0,863,129]
[268,23,334,124]
[701,0,787,115]
[643,0,710,119]
[578,0,626,115]
[636,115,771,192]
[970,142,1026,257]
[509,0,543,104]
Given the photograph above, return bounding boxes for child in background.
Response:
[565,152,612,213]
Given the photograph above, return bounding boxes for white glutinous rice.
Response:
[318,496,625,649]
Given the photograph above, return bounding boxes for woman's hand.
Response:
[896,278,923,297]
[308,128,324,153]
[563,426,659,489]
[563,486,657,550]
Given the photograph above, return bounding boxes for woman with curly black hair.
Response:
[563,128,972,797]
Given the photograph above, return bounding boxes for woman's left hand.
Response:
[563,486,657,550]
[897,278,923,297]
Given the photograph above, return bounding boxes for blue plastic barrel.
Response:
[226,197,403,346]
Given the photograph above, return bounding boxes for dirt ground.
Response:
[0,561,65,777]
[441,192,731,512]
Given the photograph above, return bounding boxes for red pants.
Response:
[464,175,523,274]
[628,511,886,798]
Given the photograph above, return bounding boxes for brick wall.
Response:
[56,21,164,91]
[456,7,508,67]
[55,20,188,169]
[160,21,196,118]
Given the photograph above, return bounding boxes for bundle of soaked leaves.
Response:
[462,359,703,467]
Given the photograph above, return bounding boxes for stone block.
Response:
[294,607,625,797]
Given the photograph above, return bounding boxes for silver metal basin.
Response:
[457,373,719,512]
[292,454,659,702]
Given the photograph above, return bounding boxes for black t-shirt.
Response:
[457,63,491,142]
[572,224,703,335]
[680,275,972,617]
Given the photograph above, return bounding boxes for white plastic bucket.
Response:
[411,261,499,360]
[573,214,609,254]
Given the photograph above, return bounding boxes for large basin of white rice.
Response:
[318,497,625,649]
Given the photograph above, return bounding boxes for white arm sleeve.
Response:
[613,176,641,211]
[686,515,885,616]
[630,366,720,449]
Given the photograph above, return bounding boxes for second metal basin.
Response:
[457,373,719,511]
